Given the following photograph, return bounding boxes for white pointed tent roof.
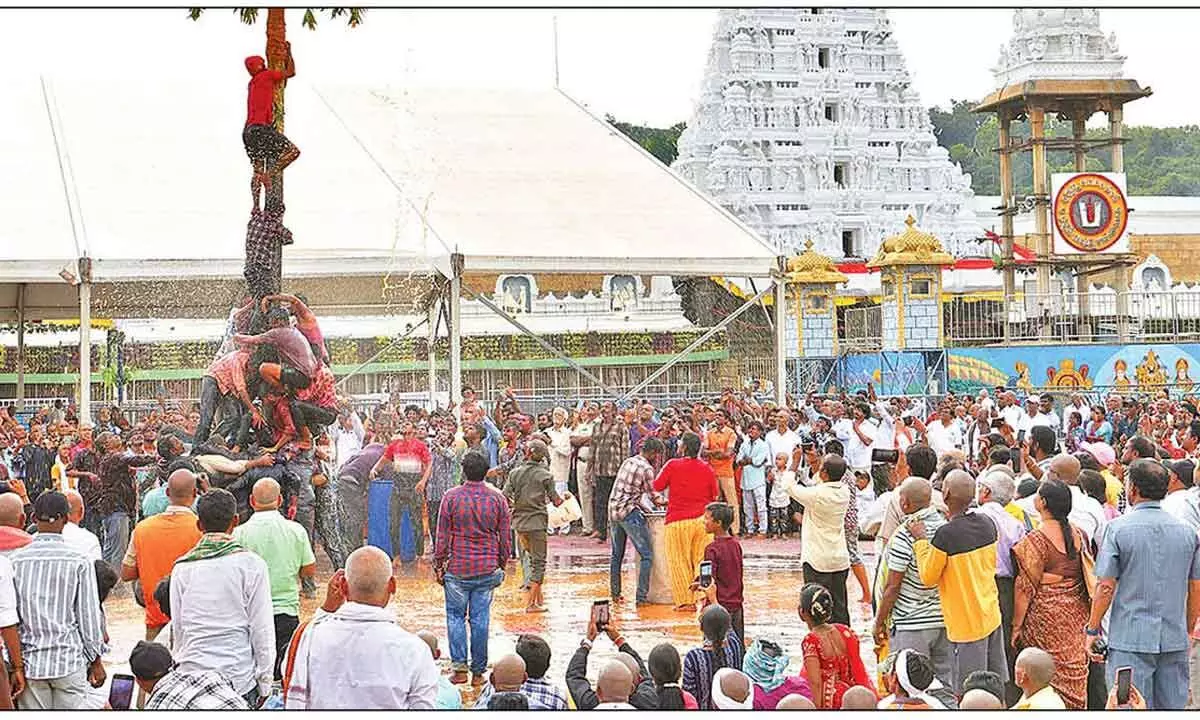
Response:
[1,72,779,321]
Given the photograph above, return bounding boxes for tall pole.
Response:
[427,296,439,410]
[774,272,788,406]
[449,255,464,415]
[1111,105,1130,342]
[998,111,1015,343]
[1073,113,1091,340]
[1030,107,1051,339]
[79,284,92,424]
[15,284,26,411]
[552,15,560,89]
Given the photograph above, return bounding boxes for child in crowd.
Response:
[696,502,746,647]
[767,452,795,539]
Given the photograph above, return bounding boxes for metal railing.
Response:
[945,290,1200,347]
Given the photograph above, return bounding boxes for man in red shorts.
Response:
[244,46,300,211]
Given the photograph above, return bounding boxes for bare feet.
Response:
[525,605,548,614]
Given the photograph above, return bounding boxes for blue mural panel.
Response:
[947,344,1200,396]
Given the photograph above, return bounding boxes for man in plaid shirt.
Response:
[608,438,665,605]
[589,402,630,543]
[131,641,249,710]
[434,450,511,686]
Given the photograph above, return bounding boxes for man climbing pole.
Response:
[243,44,300,214]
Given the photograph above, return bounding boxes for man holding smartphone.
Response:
[1086,459,1200,710]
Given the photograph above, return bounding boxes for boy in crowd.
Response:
[695,502,746,646]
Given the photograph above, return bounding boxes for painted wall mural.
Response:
[947,344,1200,395]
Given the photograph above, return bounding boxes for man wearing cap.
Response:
[11,492,106,709]
[1163,459,1200,534]
[131,641,248,710]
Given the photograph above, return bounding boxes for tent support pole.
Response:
[427,296,438,410]
[774,277,787,406]
[15,285,26,411]
[449,255,463,411]
[79,281,91,423]
[462,285,623,400]
[620,282,775,403]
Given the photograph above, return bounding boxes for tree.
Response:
[606,115,687,165]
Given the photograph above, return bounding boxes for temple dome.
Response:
[786,240,847,285]
[867,216,955,269]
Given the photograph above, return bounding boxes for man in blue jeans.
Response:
[1087,458,1200,710]
[607,438,665,605]
[433,450,511,687]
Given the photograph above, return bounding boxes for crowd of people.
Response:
[0,375,1198,710]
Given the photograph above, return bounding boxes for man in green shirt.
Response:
[233,478,316,681]
[503,440,564,613]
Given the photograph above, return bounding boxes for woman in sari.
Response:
[1012,479,1091,710]
[797,583,873,709]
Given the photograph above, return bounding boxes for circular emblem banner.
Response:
[1053,173,1128,253]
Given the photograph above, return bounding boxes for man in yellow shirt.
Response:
[1013,648,1066,710]
[909,470,1007,695]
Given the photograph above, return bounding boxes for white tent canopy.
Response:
[2,72,779,321]
[2,70,785,409]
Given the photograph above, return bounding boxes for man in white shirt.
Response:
[925,406,964,459]
[999,393,1027,436]
[1061,394,1089,436]
[0,553,21,708]
[1045,455,1105,543]
[835,403,876,473]
[977,389,996,417]
[788,454,852,626]
[765,410,801,469]
[284,546,438,709]
[62,490,101,562]
[1031,396,1060,432]
[1162,459,1200,533]
[170,489,275,707]
[331,411,364,472]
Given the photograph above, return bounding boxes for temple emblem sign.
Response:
[1052,172,1130,254]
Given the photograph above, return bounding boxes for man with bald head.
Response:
[62,489,101,562]
[594,659,635,709]
[1013,647,1065,709]
[0,492,32,554]
[908,469,1007,694]
[502,438,563,612]
[777,693,816,709]
[234,477,316,681]
[122,469,202,655]
[284,546,438,709]
[1047,454,1106,542]
[960,688,1004,709]
[711,668,753,709]
[486,654,528,697]
[874,477,953,688]
[840,685,878,710]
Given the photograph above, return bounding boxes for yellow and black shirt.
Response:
[912,512,1001,643]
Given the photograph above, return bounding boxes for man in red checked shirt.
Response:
[243,46,300,211]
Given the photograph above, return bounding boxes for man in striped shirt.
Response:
[12,491,106,709]
[873,477,952,689]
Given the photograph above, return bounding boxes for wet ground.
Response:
[100,535,879,708]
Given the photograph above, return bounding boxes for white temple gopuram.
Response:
[672,8,985,261]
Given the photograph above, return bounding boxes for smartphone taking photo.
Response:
[698,561,714,588]
[591,599,611,631]
[108,673,136,711]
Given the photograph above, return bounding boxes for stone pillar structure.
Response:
[867,216,953,351]
[783,240,848,358]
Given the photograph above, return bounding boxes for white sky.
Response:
[0,6,1195,129]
